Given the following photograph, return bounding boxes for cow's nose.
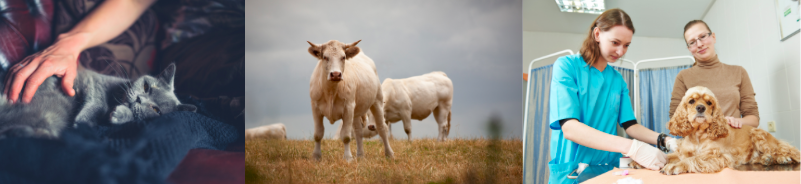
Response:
[329,72,342,81]
[696,104,706,113]
[368,125,376,131]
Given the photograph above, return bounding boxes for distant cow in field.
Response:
[245,123,287,140]
[307,40,394,162]
[381,71,453,141]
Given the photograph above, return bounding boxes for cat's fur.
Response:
[0,63,196,139]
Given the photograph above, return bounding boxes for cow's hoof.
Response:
[313,153,322,161]
[344,155,355,162]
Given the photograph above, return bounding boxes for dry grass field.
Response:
[245,138,522,184]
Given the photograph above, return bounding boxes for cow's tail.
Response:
[447,110,452,129]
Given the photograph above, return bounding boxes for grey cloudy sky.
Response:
[245,0,523,139]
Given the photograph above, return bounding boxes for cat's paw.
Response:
[110,105,133,124]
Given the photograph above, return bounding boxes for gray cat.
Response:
[0,63,196,139]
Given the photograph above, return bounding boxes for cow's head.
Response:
[307,40,362,82]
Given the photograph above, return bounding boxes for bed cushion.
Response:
[0,0,54,69]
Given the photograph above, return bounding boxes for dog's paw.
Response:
[759,155,774,165]
[662,162,688,175]
[629,161,646,169]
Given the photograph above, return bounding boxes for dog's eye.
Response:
[707,101,712,105]
[689,99,695,104]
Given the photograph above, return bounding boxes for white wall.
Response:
[703,0,801,147]
[523,31,694,73]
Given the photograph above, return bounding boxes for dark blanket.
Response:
[0,111,238,184]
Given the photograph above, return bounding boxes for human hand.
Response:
[725,116,742,129]
[626,139,667,170]
[4,33,89,103]
[665,137,678,153]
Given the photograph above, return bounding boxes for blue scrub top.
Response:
[547,54,636,184]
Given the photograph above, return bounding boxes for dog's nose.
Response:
[696,104,706,113]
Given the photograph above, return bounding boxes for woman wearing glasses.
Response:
[669,20,760,129]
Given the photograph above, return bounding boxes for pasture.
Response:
[245,138,522,183]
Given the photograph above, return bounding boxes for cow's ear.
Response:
[308,41,323,59]
[344,40,361,60]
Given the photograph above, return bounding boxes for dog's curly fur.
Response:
[631,86,800,175]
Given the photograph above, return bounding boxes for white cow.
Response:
[245,123,287,140]
[307,40,393,161]
[382,71,453,141]
[334,111,381,140]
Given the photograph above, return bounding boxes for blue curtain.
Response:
[638,65,692,135]
[524,64,553,184]
[524,64,634,184]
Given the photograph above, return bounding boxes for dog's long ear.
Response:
[707,95,729,139]
[668,96,693,136]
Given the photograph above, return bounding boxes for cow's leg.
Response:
[354,114,365,158]
[341,104,355,162]
[334,122,343,140]
[387,121,393,140]
[371,101,394,159]
[401,114,413,141]
[312,109,325,161]
[433,105,450,141]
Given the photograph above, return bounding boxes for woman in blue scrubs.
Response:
[547,9,677,184]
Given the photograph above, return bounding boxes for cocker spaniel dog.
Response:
[631,86,800,175]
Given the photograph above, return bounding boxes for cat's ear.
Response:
[159,63,177,86]
[176,104,197,112]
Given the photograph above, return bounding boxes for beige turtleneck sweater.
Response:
[669,55,759,119]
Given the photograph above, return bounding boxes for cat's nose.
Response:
[136,96,142,103]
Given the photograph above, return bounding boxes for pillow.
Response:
[53,0,158,79]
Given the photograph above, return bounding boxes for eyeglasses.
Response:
[687,32,711,48]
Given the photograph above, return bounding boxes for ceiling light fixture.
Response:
[555,0,606,14]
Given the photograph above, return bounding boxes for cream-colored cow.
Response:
[381,72,453,141]
[307,40,393,162]
[245,123,287,140]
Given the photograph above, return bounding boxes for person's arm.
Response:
[625,123,676,151]
[733,66,759,128]
[668,73,687,118]
[4,0,157,103]
[625,124,664,145]
[563,119,633,154]
[62,0,158,50]
[563,119,667,170]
